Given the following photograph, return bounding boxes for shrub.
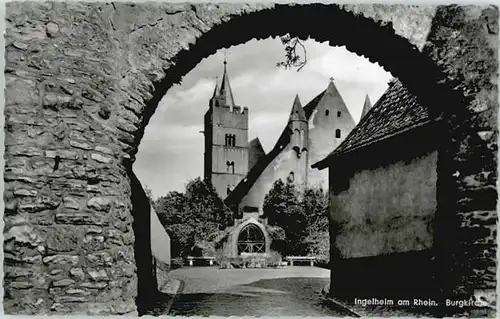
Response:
[266,250,283,267]
[170,257,184,269]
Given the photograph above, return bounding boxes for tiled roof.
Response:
[224,90,325,206]
[313,79,432,169]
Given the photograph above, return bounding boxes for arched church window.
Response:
[325,109,329,116]
[237,223,265,254]
[231,134,236,147]
[337,111,341,117]
[225,134,230,146]
[288,171,295,183]
[335,129,341,138]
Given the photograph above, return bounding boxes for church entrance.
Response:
[237,224,266,255]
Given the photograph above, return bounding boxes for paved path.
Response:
[167,266,349,316]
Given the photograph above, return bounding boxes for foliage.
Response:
[144,184,154,203]
[263,179,329,258]
[276,34,308,71]
[154,177,233,259]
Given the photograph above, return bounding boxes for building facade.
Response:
[312,78,441,299]
[223,77,360,217]
[205,62,363,260]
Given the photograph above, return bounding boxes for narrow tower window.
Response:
[335,129,341,138]
[288,171,295,183]
[325,110,329,116]
[225,134,236,146]
[227,161,235,174]
[337,111,341,117]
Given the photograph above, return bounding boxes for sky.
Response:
[134,38,393,199]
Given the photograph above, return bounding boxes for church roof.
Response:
[312,78,434,170]
[212,76,220,98]
[224,88,327,206]
[288,94,307,122]
[219,61,235,108]
[361,94,372,119]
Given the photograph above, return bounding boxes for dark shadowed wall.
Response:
[331,150,437,258]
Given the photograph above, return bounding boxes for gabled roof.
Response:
[361,94,372,119]
[224,89,326,206]
[312,78,433,169]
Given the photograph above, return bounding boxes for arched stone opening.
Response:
[133,4,458,152]
[130,5,497,310]
[237,223,266,255]
[4,2,497,315]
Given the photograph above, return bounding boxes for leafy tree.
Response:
[302,187,329,259]
[302,187,328,233]
[263,179,308,256]
[154,177,233,259]
[166,223,195,259]
[263,180,329,258]
[155,191,186,225]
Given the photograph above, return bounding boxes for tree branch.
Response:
[276,34,308,72]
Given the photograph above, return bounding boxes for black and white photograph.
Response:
[3,1,498,317]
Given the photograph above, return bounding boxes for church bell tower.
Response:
[204,59,249,199]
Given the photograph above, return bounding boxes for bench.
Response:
[187,256,216,266]
[285,256,317,267]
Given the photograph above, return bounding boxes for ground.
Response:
[166,266,350,316]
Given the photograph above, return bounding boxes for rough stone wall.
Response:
[330,150,438,258]
[4,3,138,314]
[4,1,496,315]
[422,5,498,306]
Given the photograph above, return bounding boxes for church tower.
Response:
[204,60,249,199]
[287,94,309,189]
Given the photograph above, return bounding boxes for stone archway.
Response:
[4,2,497,315]
[237,223,266,255]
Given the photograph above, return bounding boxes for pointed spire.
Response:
[289,94,306,122]
[361,94,372,119]
[212,76,219,98]
[219,58,235,109]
